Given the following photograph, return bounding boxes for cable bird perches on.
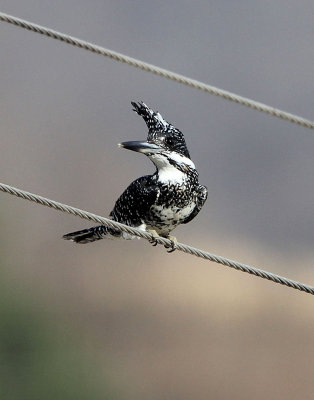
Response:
[1,182,314,296]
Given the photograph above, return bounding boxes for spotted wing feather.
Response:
[181,185,208,225]
[110,175,160,226]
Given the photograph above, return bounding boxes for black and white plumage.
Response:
[63,102,208,249]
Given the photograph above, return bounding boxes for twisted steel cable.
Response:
[0,11,313,130]
[1,182,314,295]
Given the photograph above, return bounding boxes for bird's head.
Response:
[119,102,195,172]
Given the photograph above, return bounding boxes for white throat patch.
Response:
[149,152,195,184]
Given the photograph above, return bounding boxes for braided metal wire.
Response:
[0,11,313,130]
[1,182,314,295]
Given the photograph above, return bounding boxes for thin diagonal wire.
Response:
[0,11,313,130]
[1,182,313,295]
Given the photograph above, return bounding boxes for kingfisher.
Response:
[63,101,208,252]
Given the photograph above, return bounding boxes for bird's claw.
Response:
[165,235,178,253]
[147,229,159,247]
[147,230,177,253]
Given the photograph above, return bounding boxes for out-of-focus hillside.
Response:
[0,259,124,399]
[2,224,314,399]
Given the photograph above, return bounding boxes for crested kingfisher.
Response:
[63,101,208,252]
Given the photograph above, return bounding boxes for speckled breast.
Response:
[145,182,198,235]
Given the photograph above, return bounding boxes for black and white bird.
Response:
[63,101,208,251]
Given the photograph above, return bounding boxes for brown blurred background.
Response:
[1,1,314,399]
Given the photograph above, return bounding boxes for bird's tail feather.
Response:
[63,225,121,244]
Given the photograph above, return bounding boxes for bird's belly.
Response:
[146,203,195,235]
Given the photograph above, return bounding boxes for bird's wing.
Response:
[182,185,208,225]
[110,175,159,226]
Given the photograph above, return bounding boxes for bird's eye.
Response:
[165,137,174,146]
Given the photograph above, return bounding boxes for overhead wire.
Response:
[0,11,313,130]
[1,182,314,296]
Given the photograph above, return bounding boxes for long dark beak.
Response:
[118,141,161,154]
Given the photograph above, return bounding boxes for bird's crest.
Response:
[131,101,190,159]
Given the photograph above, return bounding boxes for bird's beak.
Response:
[118,141,161,154]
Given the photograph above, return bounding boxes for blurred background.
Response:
[1,1,314,399]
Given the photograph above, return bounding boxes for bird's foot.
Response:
[165,235,178,253]
[147,229,160,247]
[147,230,178,253]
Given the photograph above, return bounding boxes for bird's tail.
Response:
[63,225,121,244]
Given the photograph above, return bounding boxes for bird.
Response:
[63,101,208,252]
